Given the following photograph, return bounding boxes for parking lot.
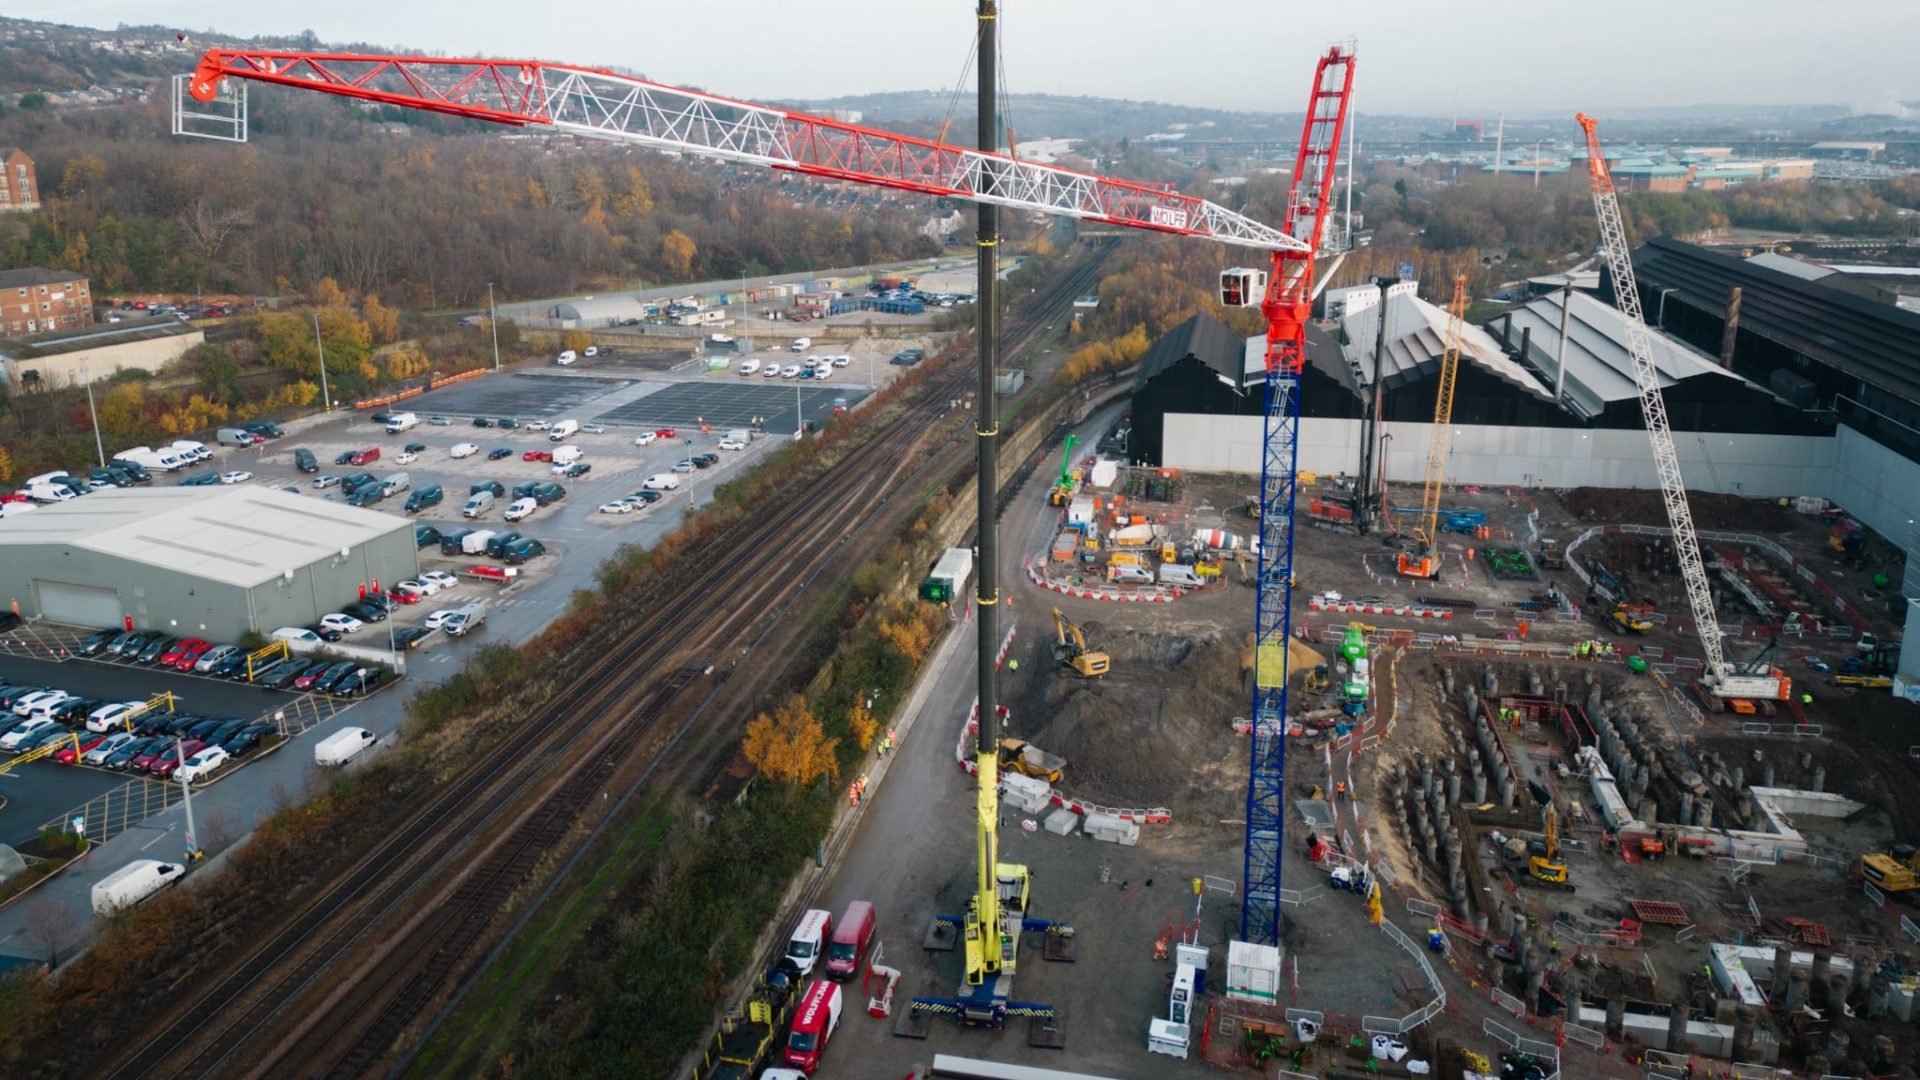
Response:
[0,653,302,846]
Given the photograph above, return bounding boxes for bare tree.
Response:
[198,806,241,856]
[22,900,79,969]
[179,196,256,263]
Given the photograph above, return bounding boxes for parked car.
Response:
[78,628,119,656]
[429,415,452,426]
[395,450,417,465]
[334,450,358,465]
[195,644,239,673]
[1,717,57,750]
[562,462,592,478]
[487,447,513,460]
[719,438,746,451]
[88,466,135,488]
[472,416,494,428]
[137,636,180,664]
[340,601,386,625]
[393,627,434,650]
[219,724,271,756]
[694,453,719,468]
[178,470,220,486]
[167,639,214,670]
[294,448,319,473]
[405,485,444,513]
[599,500,635,514]
[655,427,677,438]
[532,482,566,505]
[150,739,207,778]
[313,474,340,489]
[219,470,253,485]
[628,489,662,504]
[259,659,316,690]
[632,431,658,446]
[332,668,387,698]
[110,630,155,657]
[450,442,480,459]
[295,662,347,692]
[320,613,364,635]
[245,421,284,439]
[523,449,552,462]
[526,419,551,431]
[497,417,520,429]
[403,442,427,454]
[673,459,696,473]
[84,731,137,765]
[107,736,165,769]
[581,423,606,434]
[303,623,345,642]
[420,570,459,591]
[176,745,231,783]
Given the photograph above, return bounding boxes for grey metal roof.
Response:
[1498,290,1743,419]
[1337,285,1551,402]
[1744,252,1834,281]
[0,486,411,589]
[1135,311,1245,390]
[550,295,652,323]
[0,267,85,290]
[0,318,197,360]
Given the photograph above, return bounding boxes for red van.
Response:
[348,446,381,466]
[783,978,842,1073]
[824,900,876,981]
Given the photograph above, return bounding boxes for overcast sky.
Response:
[12,0,1918,116]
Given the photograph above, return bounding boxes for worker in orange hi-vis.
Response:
[1517,620,1530,640]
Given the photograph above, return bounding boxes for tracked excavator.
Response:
[1525,805,1574,892]
[1052,607,1110,678]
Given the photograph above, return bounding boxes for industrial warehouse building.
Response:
[0,486,418,641]
[0,317,204,388]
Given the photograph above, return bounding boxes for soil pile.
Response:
[1562,488,1795,533]
[1013,627,1249,818]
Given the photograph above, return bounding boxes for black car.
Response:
[210,654,250,680]
[415,523,442,549]
[440,527,475,556]
[186,717,228,741]
[220,725,268,757]
[405,486,443,513]
[564,462,592,478]
[348,485,384,507]
[629,489,662,504]
[78,628,119,656]
[485,531,524,558]
[178,470,219,487]
[487,447,513,460]
[342,600,387,624]
[137,635,180,664]
[403,442,427,454]
[369,412,395,426]
[260,659,316,690]
[393,626,433,650]
[88,466,135,488]
[245,659,292,686]
[332,668,386,698]
[531,481,566,505]
[313,663,361,695]
[53,697,100,723]
[304,623,346,642]
[502,538,546,565]
[361,593,398,614]
[470,480,506,499]
[245,421,284,439]
[496,417,520,429]
[692,454,718,468]
[293,448,319,473]
[106,736,162,769]
[335,449,358,465]
[472,416,494,428]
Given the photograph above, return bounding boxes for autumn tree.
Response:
[310,277,349,308]
[743,695,839,786]
[362,294,401,345]
[877,603,942,666]
[561,329,592,354]
[661,229,697,279]
[0,443,12,482]
[255,311,318,370]
[847,700,878,751]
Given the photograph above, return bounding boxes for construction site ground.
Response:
[806,465,1918,1078]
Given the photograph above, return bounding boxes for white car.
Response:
[503,497,538,522]
[526,419,551,431]
[392,580,432,601]
[450,442,480,459]
[218,470,253,485]
[781,365,802,378]
[762,364,782,378]
[424,608,463,630]
[1,717,56,750]
[176,745,231,784]
[632,432,658,447]
[581,423,605,434]
[320,613,364,635]
[805,355,822,367]
[313,474,340,489]
[428,416,453,426]
[12,689,72,718]
[18,692,77,721]
[395,450,418,465]
[584,346,600,357]
[86,701,146,734]
[672,459,696,473]
[812,366,832,381]
[832,355,851,367]
[419,570,459,591]
[718,438,745,451]
[599,500,635,515]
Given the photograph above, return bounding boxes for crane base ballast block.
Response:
[1043,808,1080,836]
[1082,813,1140,846]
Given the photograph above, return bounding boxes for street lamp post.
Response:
[312,313,333,412]
[84,378,106,467]
[175,736,201,861]
[488,281,502,372]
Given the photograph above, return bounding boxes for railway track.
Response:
[107,246,1113,1080]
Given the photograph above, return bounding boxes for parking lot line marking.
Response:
[141,823,177,850]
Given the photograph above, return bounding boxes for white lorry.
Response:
[315,726,377,766]
[91,859,185,917]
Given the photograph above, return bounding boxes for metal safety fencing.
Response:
[1484,1018,1562,1080]
[41,776,181,846]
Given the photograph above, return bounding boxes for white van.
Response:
[215,427,254,447]
[555,350,577,366]
[550,444,583,466]
[548,419,580,442]
[463,491,496,518]
[91,859,185,917]
[315,726,377,767]
[784,909,833,977]
[462,529,497,555]
[1157,564,1206,588]
[116,447,187,472]
[641,473,681,491]
[381,472,411,497]
[739,358,761,376]
[170,439,212,462]
[791,336,812,352]
[450,442,479,459]
[385,412,419,434]
[504,497,538,522]
[271,626,322,643]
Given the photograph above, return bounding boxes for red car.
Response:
[164,638,212,670]
[55,734,110,765]
[654,427,677,439]
[133,300,149,311]
[385,587,421,606]
[522,449,552,462]
[150,739,205,778]
[347,447,381,466]
[131,742,174,772]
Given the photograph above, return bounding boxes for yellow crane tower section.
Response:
[1398,273,1468,580]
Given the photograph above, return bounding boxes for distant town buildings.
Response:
[1810,141,1885,159]
[0,147,38,212]
[0,267,92,337]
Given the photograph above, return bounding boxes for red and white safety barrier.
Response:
[1025,558,1177,603]
[1308,594,1454,619]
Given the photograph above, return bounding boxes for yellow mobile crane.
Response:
[1052,607,1111,677]
[1397,274,1468,580]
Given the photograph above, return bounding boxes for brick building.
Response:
[0,268,93,337]
[0,148,38,212]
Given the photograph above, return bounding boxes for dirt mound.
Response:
[1013,627,1249,818]
[1562,487,1795,533]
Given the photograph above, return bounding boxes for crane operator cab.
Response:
[1220,267,1268,308]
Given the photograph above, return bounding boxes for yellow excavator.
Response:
[1527,805,1574,891]
[998,738,1065,784]
[1607,602,1654,634]
[1860,845,1920,892]
[1052,607,1110,677]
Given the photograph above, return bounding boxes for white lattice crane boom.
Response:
[1577,113,1727,681]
